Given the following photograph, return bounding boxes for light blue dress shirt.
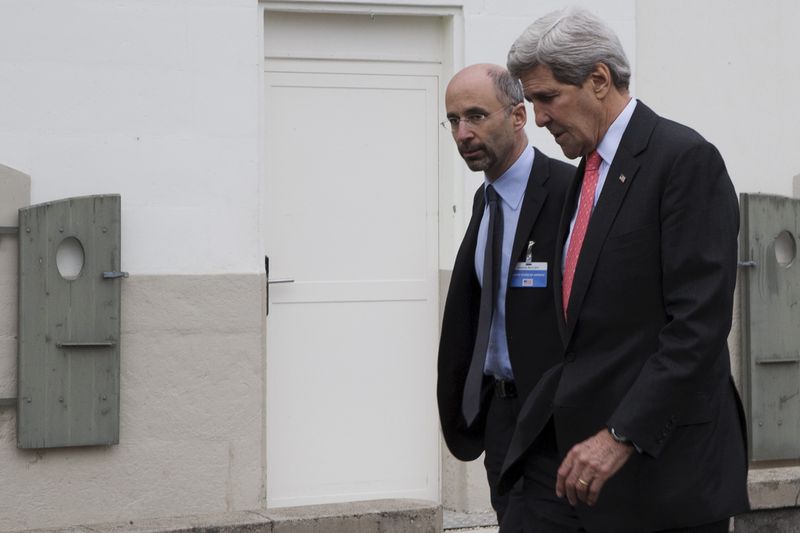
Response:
[474,146,535,380]
[562,98,637,269]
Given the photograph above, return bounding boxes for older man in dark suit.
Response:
[437,63,573,532]
[497,8,750,533]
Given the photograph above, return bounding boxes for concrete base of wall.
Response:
[736,508,800,533]
[734,466,800,532]
[14,500,442,533]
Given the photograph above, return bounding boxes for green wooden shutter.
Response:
[18,195,122,448]
[740,193,800,461]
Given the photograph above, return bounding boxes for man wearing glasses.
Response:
[437,63,574,532]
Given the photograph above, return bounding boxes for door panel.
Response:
[264,64,440,506]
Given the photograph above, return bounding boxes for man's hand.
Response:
[556,428,635,506]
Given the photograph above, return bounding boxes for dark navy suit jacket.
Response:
[437,147,573,460]
[499,102,750,532]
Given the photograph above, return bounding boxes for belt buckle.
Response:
[495,379,517,398]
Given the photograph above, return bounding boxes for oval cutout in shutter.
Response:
[56,237,85,280]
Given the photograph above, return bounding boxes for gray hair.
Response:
[487,67,524,109]
[507,7,631,89]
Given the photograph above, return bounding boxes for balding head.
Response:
[448,64,524,109]
[444,64,528,181]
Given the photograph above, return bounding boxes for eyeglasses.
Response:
[440,105,513,131]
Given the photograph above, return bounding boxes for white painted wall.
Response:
[0,0,787,278]
[0,0,262,275]
[0,0,637,276]
[636,0,800,197]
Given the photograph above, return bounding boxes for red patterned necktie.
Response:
[562,150,602,318]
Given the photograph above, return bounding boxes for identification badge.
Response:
[510,262,547,288]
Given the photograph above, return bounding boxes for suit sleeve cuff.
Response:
[608,426,643,454]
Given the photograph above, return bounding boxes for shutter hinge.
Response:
[0,398,17,408]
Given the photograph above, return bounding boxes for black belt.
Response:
[493,379,517,398]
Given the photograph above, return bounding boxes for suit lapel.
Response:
[563,151,639,336]
[562,101,659,340]
[449,185,486,294]
[508,148,549,277]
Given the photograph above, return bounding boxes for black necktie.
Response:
[462,184,503,426]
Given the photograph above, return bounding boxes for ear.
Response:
[588,63,613,99]
[511,102,527,131]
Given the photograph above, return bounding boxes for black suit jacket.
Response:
[437,147,573,461]
[499,102,750,531]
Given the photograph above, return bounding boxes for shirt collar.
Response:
[596,97,637,166]
[483,146,534,211]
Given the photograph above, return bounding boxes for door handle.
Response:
[265,255,294,315]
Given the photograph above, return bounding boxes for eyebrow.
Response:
[525,89,558,101]
[447,106,490,118]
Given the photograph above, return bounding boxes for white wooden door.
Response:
[263,59,440,507]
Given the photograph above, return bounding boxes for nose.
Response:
[454,121,474,142]
[533,104,550,128]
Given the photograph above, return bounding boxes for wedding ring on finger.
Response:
[577,478,590,487]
